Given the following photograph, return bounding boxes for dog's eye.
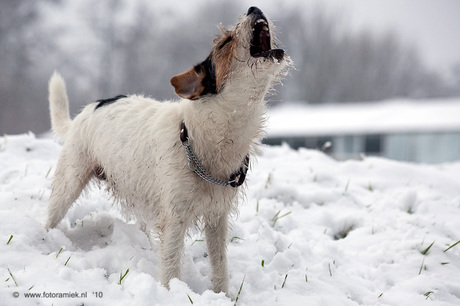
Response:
[218,36,233,50]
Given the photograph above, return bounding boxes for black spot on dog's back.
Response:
[94,95,127,110]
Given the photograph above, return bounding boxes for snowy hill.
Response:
[1,133,460,305]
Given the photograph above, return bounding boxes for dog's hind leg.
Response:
[205,213,229,295]
[46,146,93,230]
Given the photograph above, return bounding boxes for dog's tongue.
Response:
[260,28,270,52]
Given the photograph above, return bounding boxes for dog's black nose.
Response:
[247,6,262,16]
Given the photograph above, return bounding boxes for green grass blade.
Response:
[234,275,245,306]
[421,241,435,255]
[118,269,130,285]
[64,256,71,266]
[444,240,460,252]
[7,268,18,286]
[419,257,425,275]
[281,274,288,288]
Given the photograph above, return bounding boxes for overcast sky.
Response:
[194,0,460,76]
[341,0,460,73]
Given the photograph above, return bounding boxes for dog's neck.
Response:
[182,80,270,175]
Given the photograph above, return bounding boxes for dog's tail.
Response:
[49,71,72,141]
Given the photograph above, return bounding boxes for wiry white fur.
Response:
[46,8,290,296]
[48,71,71,140]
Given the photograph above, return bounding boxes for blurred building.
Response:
[265,99,460,163]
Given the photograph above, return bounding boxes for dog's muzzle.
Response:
[248,6,284,61]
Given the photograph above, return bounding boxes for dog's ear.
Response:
[170,68,205,100]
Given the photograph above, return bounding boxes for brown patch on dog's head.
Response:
[212,28,236,91]
[171,28,237,100]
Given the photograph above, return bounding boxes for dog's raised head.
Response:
[171,6,291,100]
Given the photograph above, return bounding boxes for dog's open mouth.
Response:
[250,17,284,60]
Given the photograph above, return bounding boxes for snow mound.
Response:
[1,133,460,305]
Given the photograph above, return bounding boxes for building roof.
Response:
[266,98,460,137]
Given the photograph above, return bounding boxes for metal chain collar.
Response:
[180,122,249,188]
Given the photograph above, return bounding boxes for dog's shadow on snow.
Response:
[57,210,211,294]
[59,213,116,251]
[59,212,152,253]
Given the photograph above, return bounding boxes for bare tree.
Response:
[278,5,452,104]
[1,0,459,135]
[0,0,53,135]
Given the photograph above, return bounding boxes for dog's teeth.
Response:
[262,25,269,31]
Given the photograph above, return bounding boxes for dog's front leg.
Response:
[205,213,229,295]
[160,217,187,289]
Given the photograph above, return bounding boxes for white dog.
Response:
[46,6,290,295]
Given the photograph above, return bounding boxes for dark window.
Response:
[289,137,307,149]
[264,136,333,151]
[263,137,283,146]
[365,135,382,153]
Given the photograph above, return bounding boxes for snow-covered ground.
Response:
[1,133,460,305]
